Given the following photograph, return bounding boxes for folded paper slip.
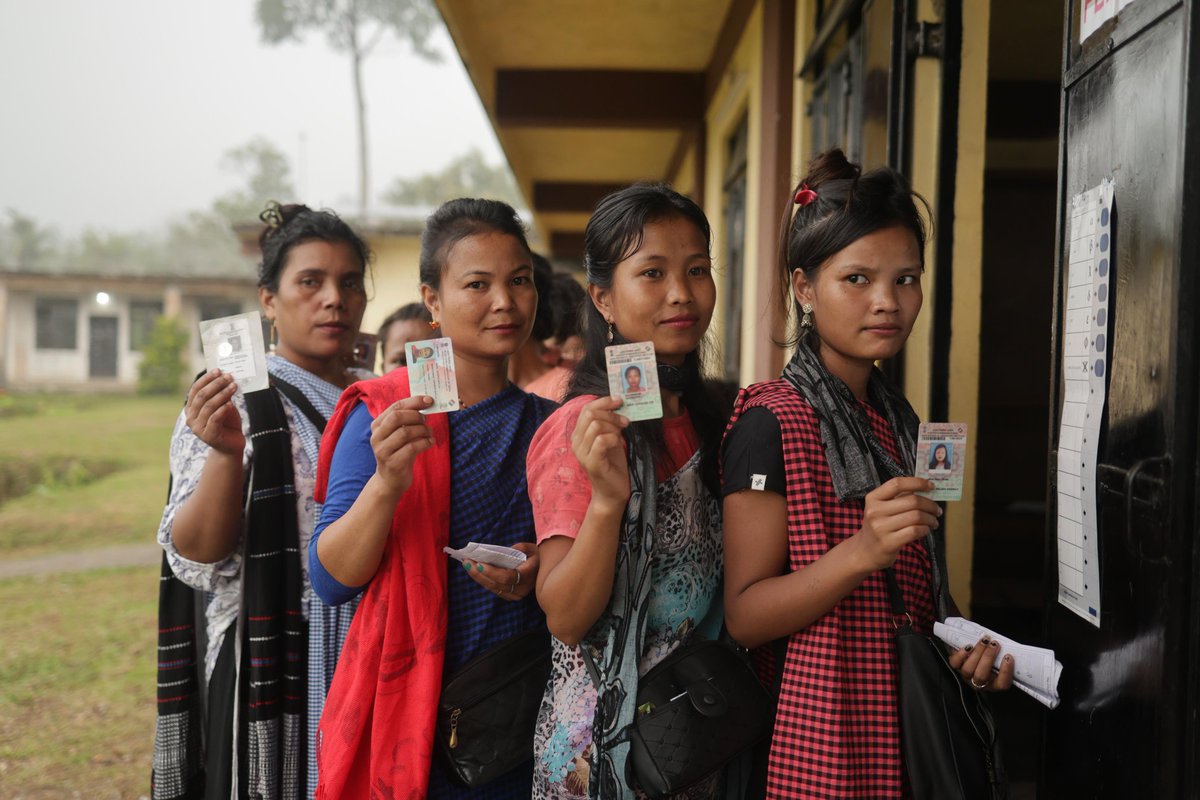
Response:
[933,617,1063,709]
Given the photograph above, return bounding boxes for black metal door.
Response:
[88,316,118,378]
[1042,1,1200,796]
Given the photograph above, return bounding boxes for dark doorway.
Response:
[970,2,1064,796]
[88,316,119,378]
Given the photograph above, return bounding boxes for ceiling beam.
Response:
[495,70,705,129]
[532,181,628,214]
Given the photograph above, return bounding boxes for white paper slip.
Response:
[915,422,968,501]
[933,617,1063,709]
[443,542,527,570]
[199,311,269,393]
[605,341,662,421]
[406,336,460,414]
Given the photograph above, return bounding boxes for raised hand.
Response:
[570,396,631,510]
[369,395,435,495]
[853,476,943,571]
[184,369,245,456]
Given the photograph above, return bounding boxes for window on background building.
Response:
[721,116,749,382]
[35,297,78,349]
[129,300,164,351]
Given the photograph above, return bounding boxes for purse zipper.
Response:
[448,708,461,749]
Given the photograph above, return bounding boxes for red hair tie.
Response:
[794,183,818,207]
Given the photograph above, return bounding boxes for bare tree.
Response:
[255,0,440,217]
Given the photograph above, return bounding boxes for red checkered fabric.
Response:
[728,380,934,799]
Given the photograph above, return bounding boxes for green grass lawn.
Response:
[0,393,180,559]
[0,565,158,799]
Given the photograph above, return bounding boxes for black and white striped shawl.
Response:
[152,388,307,800]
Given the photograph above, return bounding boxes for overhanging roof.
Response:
[436,0,752,260]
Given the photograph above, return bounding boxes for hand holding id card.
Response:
[199,311,269,393]
[914,422,968,501]
[406,336,460,413]
[605,341,662,421]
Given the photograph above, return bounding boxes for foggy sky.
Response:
[0,0,503,234]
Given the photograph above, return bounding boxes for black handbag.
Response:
[433,625,553,787]
[622,637,772,797]
[886,569,1007,800]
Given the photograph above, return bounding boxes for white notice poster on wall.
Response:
[1080,0,1139,45]
[1056,179,1113,627]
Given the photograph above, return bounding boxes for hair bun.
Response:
[258,202,313,246]
[801,148,860,191]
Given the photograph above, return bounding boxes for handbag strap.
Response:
[269,375,328,433]
[884,568,911,623]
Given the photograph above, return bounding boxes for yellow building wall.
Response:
[703,2,764,387]
[943,0,989,612]
[783,0,989,610]
[363,235,424,339]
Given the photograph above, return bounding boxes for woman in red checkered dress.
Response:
[720,150,1014,798]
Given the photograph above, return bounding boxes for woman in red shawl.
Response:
[308,199,555,798]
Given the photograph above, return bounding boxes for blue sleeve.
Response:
[309,402,378,606]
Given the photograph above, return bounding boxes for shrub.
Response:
[137,316,189,395]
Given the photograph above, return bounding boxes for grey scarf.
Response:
[781,338,950,617]
[780,338,919,499]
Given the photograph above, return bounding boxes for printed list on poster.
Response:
[1056,179,1113,627]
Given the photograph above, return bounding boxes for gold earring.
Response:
[269,320,278,352]
[429,320,441,330]
[801,303,814,329]
[606,321,614,344]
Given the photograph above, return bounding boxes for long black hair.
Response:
[778,148,930,347]
[566,183,730,492]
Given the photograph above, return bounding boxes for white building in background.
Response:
[0,263,257,391]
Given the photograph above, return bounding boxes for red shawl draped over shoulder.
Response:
[312,368,451,799]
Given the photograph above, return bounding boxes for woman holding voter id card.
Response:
[720,149,1013,798]
[526,184,731,799]
[307,198,555,799]
[153,203,372,800]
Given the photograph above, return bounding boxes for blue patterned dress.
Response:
[311,383,555,799]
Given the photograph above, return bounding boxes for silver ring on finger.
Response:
[969,677,986,690]
[514,571,521,587]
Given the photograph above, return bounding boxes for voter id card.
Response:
[199,311,269,393]
[605,341,662,421]
[915,422,968,501]
[406,336,460,413]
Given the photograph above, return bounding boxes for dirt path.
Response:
[0,542,161,580]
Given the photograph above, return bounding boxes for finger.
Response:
[374,401,433,435]
[947,645,971,670]
[188,373,234,417]
[990,653,1015,691]
[589,395,625,413]
[871,476,937,500]
[187,369,225,401]
[380,435,435,471]
[957,639,987,678]
[971,638,1002,687]
[193,381,238,431]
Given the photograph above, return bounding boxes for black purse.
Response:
[886,569,1007,800]
[589,636,771,797]
[433,625,553,787]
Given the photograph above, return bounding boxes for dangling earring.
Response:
[429,319,441,330]
[606,321,614,344]
[801,303,814,329]
[269,320,278,353]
